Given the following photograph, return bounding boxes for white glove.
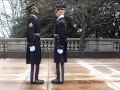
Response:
[29,46,35,52]
[57,49,63,54]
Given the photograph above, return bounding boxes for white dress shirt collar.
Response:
[30,15,38,19]
[57,15,64,21]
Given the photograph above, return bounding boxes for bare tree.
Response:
[0,0,26,38]
[63,0,120,51]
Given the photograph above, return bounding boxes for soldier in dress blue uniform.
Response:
[51,4,67,84]
[26,4,44,84]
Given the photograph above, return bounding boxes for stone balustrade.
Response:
[0,38,120,52]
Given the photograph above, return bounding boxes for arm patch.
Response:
[29,22,33,27]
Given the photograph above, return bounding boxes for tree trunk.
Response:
[79,26,88,51]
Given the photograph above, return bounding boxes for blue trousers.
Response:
[30,64,40,82]
[56,62,64,82]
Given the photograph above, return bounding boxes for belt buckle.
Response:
[34,33,40,36]
[54,34,58,37]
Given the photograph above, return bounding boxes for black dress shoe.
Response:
[31,80,44,84]
[51,79,63,84]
